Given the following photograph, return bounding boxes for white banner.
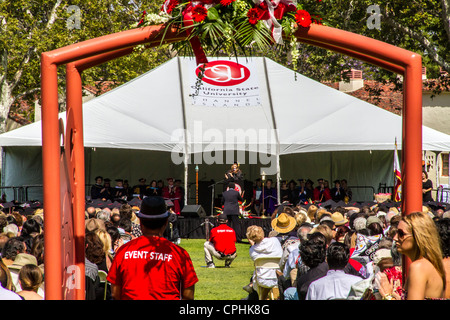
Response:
[189,59,261,107]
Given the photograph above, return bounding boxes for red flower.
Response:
[247,7,260,25]
[273,2,296,20]
[312,14,323,25]
[220,0,235,6]
[161,0,179,14]
[295,9,312,28]
[191,4,208,22]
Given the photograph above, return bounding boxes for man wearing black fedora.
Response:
[107,196,198,300]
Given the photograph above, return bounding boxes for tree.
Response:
[297,0,450,93]
[0,0,172,133]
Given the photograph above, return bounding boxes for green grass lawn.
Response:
[179,238,255,300]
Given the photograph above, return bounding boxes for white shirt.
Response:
[250,237,283,288]
[306,269,361,300]
[0,284,22,300]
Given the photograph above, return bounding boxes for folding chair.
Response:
[98,270,108,300]
[253,257,281,300]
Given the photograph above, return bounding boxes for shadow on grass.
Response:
[179,238,255,300]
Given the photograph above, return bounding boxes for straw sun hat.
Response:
[271,213,297,234]
[331,212,348,227]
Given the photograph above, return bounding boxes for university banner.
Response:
[189,59,261,108]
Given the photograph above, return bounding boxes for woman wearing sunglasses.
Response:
[376,211,446,300]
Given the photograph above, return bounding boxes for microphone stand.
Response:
[208,179,224,217]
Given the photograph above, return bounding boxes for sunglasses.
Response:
[397,229,412,240]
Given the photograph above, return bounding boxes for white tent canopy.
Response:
[1,56,450,203]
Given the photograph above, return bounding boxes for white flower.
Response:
[146,13,170,24]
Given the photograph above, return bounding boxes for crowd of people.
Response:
[0,209,44,300]
[250,177,353,216]
[90,176,185,214]
[0,169,448,300]
[242,201,450,300]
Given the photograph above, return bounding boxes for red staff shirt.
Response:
[209,223,236,255]
[107,235,198,300]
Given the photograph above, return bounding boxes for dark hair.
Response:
[228,182,235,189]
[319,219,335,230]
[423,171,428,179]
[21,219,41,237]
[299,232,327,268]
[106,226,120,246]
[30,233,45,266]
[6,215,17,226]
[1,237,25,261]
[435,218,450,258]
[0,215,7,231]
[326,242,350,270]
[367,221,384,236]
[335,225,350,242]
[18,264,43,292]
[119,204,133,219]
[118,217,132,233]
[85,231,105,265]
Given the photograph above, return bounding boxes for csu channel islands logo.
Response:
[196,60,251,86]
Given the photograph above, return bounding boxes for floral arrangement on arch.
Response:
[135,0,324,69]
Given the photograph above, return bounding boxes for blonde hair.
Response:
[95,229,112,253]
[294,212,307,227]
[315,208,328,222]
[403,211,446,288]
[310,224,333,245]
[246,225,264,244]
[307,205,318,222]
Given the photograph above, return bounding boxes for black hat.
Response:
[137,196,169,220]
[218,213,228,223]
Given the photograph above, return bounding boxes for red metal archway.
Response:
[41,23,422,299]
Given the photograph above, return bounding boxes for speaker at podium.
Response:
[181,205,207,218]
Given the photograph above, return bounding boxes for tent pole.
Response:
[277,153,281,205]
[177,56,190,207]
[184,153,188,206]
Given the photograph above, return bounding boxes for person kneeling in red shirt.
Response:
[107,196,198,300]
[204,213,237,268]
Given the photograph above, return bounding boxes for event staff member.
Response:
[107,196,198,300]
[222,182,244,242]
[204,213,237,268]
